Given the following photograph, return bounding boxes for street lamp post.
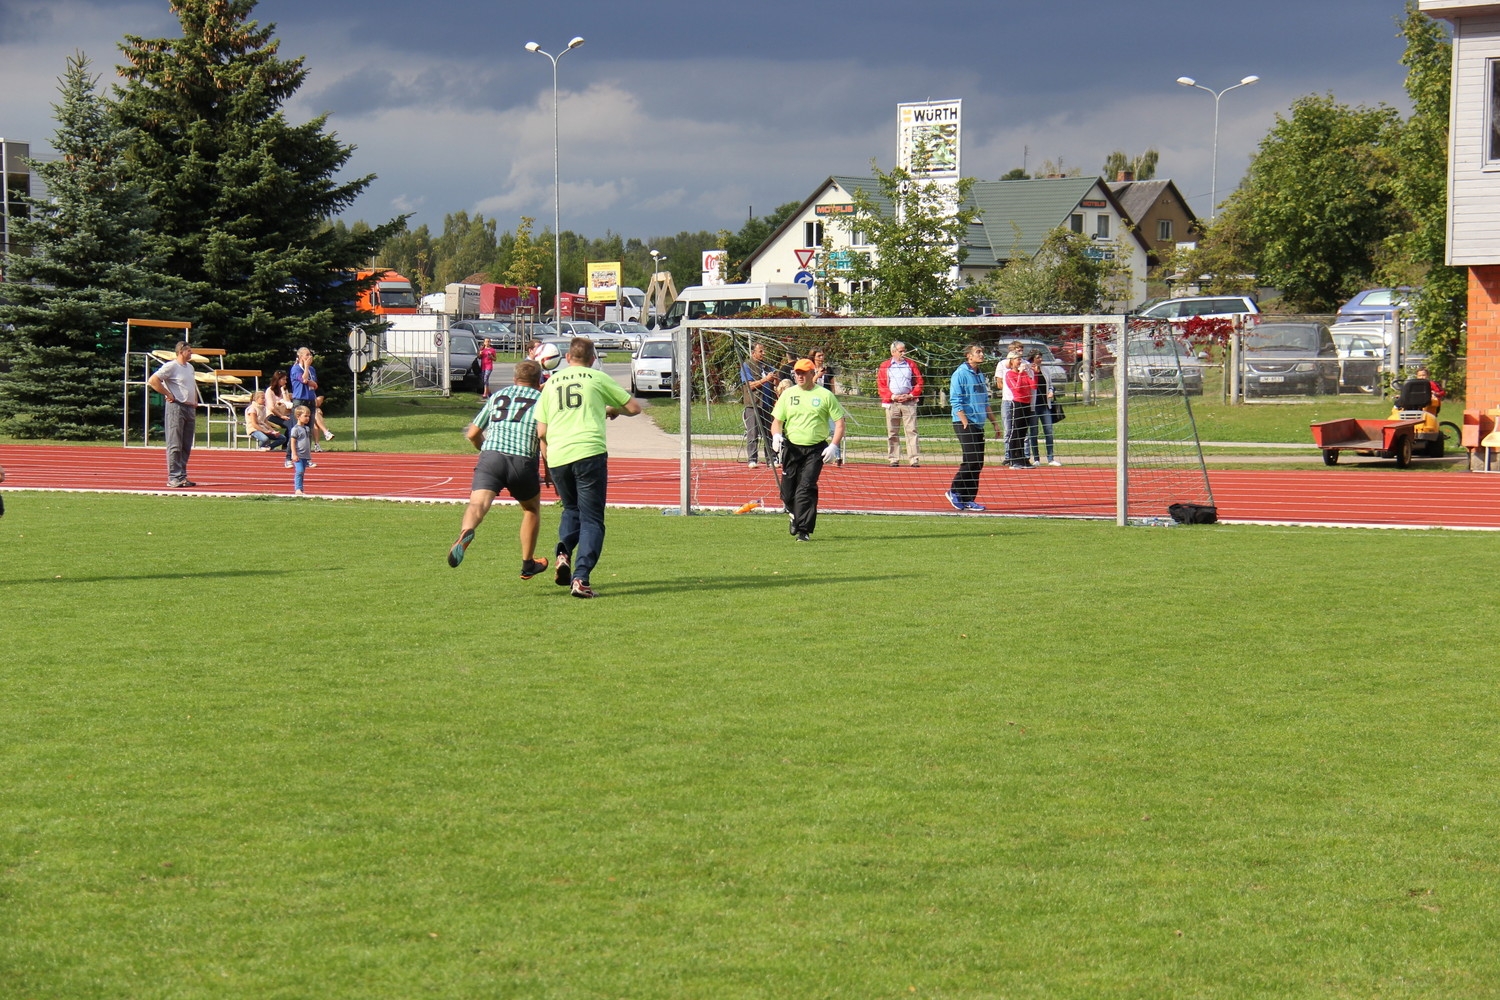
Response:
[525,36,585,317]
[1176,74,1259,220]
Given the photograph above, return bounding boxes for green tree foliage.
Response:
[378,223,434,296]
[1213,95,1402,311]
[828,163,977,317]
[981,228,1135,314]
[113,0,400,386]
[499,216,548,290]
[999,168,1030,181]
[717,201,801,283]
[429,211,498,288]
[0,54,180,439]
[1381,2,1464,381]
[1102,148,1158,180]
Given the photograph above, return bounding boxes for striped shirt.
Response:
[473,384,542,458]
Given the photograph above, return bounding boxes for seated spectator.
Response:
[244,390,288,451]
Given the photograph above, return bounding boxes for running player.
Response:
[535,337,641,598]
[447,360,550,579]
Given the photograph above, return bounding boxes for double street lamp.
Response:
[1176,74,1260,220]
[525,35,585,316]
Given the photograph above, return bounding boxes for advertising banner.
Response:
[586,261,622,302]
[897,100,961,180]
[701,250,726,287]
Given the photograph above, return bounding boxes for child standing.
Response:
[289,405,313,496]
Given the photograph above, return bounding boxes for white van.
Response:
[658,282,811,328]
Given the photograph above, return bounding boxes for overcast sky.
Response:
[1,0,1425,244]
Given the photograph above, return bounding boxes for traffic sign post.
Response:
[348,328,373,450]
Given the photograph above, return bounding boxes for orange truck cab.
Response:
[356,269,418,315]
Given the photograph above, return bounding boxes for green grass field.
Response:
[4,492,1499,997]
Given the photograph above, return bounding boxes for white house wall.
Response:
[1448,13,1500,264]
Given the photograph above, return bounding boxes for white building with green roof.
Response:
[745,175,1152,310]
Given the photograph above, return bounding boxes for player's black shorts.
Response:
[470,451,541,500]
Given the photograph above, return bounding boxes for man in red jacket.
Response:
[877,340,925,467]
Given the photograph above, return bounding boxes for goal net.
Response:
[663,315,1213,525]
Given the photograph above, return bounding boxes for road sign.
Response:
[793,270,815,288]
[348,353,368,373]
[794,248,816,269]
[347,328,369,352]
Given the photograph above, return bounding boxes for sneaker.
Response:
[910,460,920,468]
[889,461,899,468]
[945,489,964,510]
[554,552,571,586]
[795,532,811,542]
[324,430,335,441]
[173,480,197,489]
[312,443,323,453]
[448,528,475,568]
[295,489,306,496]
[284,460,293,469]
[964,501,987,512]
[570,578,596,599]
[307,462,317,468]
[1048,459,1062,467]
[520,556,549,580]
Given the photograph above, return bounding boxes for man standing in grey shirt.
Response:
[146,341,200,488]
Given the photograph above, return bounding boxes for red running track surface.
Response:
[3,444,1499,529]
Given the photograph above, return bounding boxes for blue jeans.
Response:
[1028,401,1055,462]
[551,452,608,583]
[293,458,309,492]
[250,429,287,449]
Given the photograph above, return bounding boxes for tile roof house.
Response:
[1105,176,1201,267]
[745,175,1153,310]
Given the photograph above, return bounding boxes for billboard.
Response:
[701,249,726,287]
[897,100,961,180]
[586,261,622,302]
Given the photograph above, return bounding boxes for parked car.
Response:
[1125,337,1204,395]
[1331,330,1383,393]
[450,318,520,351]
[535,335,604,371]
[1138,295,1260,326]
[991,338,1068,389]
[598,320,650,352]
[630,337,676,395]
[1242,322,1340,397]
[553,319,626,350]
[1336,287,1411,325]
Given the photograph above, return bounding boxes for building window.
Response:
[1490,59,1500,163]
[803,221,824,247]
[1157,219,1173,241]
[1096,215,1110,238]
[850,228,867,246]
[1069,214,1083,234]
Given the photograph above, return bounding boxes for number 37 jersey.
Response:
[535,366,632,468]
[474,384,543,459]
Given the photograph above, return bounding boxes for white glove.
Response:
[821,443,839,463]
[771,433,784,454]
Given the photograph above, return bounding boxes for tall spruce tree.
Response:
[0,53,176,439]
[113,0,401,385]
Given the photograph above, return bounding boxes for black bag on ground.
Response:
[1051,402,1066,423]
[1168,502,1217,524]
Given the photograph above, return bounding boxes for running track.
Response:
[3,443,1499,529]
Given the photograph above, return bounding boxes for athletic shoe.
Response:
[307,462,317,468]
[889,461,899,468]
[324,430,335,441]
[312,443,323,453]
[570,578,596,599]
[910,461,920,468]
[1048,459,1062,467]
[284,460,293,469]
[945,489,964,510]
[447,528,475,568]
[554,552,571,586]
[795,532,811,542]
[748,461,758,469]
[520,556,549,580]
[172,480,197,489]
[964,501,987,511]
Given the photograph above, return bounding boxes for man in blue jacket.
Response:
[947,344,998,511]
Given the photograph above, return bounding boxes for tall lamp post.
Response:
[525,36,585,317]
[1176,74,1259,220]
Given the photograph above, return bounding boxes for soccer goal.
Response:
[666,315,1213,526]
